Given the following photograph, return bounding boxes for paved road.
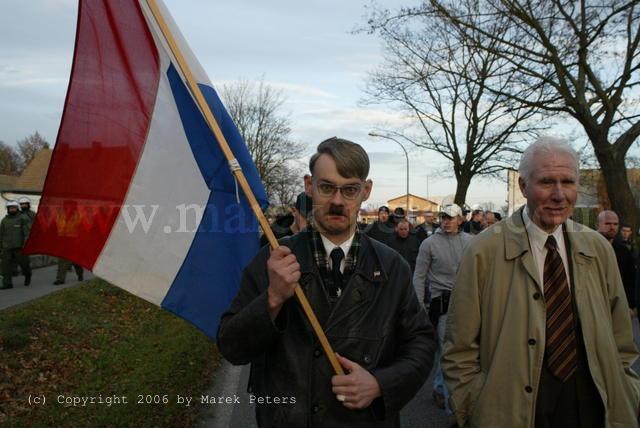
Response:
[200,318,640,428]
[0,264,94,311]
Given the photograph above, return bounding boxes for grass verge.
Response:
[0,279,221,427]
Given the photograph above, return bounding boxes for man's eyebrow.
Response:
[318,179,361,185]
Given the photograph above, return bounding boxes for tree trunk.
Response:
[591,138,639,236]
[454,173,472,208]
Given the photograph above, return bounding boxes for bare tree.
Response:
[16,131,50,171]
[220,79,305,205]
[363,4,545,205]
[269,162,305,207]
[627,155,640,169]
[428,0,640,230]
[0,141,21,176]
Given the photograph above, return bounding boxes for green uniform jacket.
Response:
[20,209,36,238]
[21,209,35,223]
[0,213,28,249]
[443,207,640,427]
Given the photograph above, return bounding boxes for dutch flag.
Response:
[23,0,269,339]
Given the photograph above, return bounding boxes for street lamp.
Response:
[368,132,410,214]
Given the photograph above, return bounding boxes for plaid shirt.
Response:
[308,224,361,306]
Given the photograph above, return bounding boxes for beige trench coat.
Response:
[443,207,640,427]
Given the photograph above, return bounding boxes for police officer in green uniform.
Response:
[0,201,31,289]
[18,196,35,280]
[18,197,36,224]
[53,258,84,285]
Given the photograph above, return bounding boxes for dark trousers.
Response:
[535,350,604,427]
[2,248,31,286]
[56,258,83,281]
[428,291,451,327]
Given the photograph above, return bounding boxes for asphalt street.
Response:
[0,264,94,311]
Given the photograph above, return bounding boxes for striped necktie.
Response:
[544,235,577,382]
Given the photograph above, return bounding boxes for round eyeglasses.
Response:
[315,181,363,200]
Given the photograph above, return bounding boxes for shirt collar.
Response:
[320,232,355,259]
[523,205,564,252]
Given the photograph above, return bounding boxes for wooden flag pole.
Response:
[144,0,345,376]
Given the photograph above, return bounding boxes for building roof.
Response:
[387,193,439,205]
[11,149,53,193]
[0,174,17,191]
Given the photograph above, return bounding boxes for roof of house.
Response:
[387,193,439,205]
[11,149,53,193]
[0,174,17,191]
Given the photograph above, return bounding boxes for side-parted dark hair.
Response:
[309,137,370,180]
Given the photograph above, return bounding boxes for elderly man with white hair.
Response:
[443,137,640,427]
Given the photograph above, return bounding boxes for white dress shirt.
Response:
[523,206,571,293]
[320,233,355,274]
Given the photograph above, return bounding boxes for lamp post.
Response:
[368,132,410,214]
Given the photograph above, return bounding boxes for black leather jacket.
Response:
[218,230,436,427]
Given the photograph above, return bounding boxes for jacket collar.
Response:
[352,233,389,283]
[288,229,388,333]
[504,206,530,261]
[504,206,596,259]
[291,229,388,284]
[503,206,596,290]
[562,218,596,259]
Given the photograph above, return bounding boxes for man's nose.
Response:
[550,183,565,200]
[329,188,346,205]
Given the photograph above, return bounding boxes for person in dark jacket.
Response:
[364,205,394,243]
[484,211,501,228]
[260,192,312,247]
[462,208,484,235]
[390,207,406,227]
[218,137,436,427]
[0,201,31,289]
[597,210,636,313]
[385,219,420,273]
[620,224,638,260]
[414,210,439,243]
[621,224,640,314]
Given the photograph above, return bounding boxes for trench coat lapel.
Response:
[563,219,596,287]
[504,207,542,292]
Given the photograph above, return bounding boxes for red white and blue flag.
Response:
[23,0,268,339]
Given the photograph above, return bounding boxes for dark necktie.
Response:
[329,248,344,298]
[543,235,577,382]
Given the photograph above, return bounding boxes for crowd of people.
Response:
[221,136,639,427]
[1,135,637,426]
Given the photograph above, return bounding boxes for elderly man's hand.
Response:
[331,354,381,409]
[266,246,300,319]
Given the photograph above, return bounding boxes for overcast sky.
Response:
[0,0,511,209]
